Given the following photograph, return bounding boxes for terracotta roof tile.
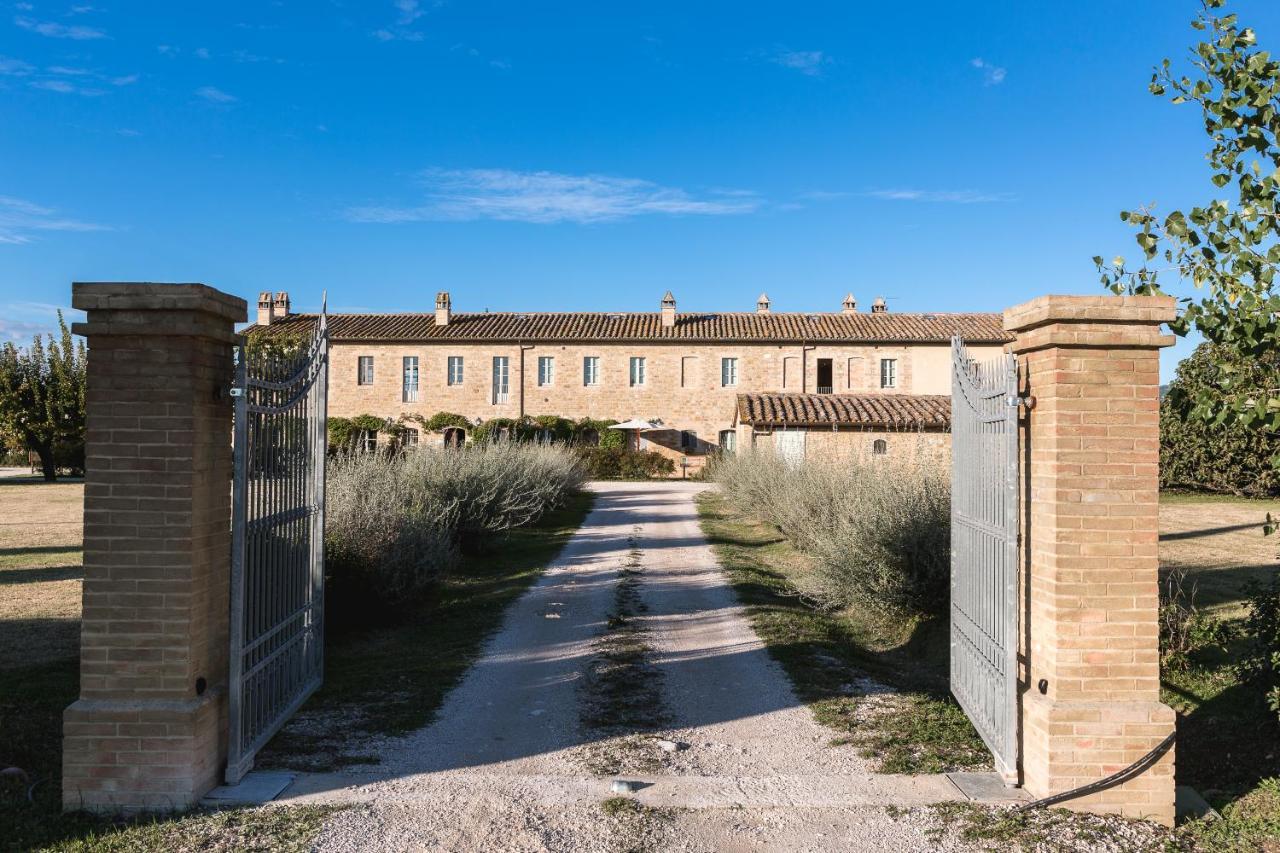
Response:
[252,310,1011,344]
[736,393,951,429]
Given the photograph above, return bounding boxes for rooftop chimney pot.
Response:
[660,291,676,328]
[756,293,771,315]
[871,296,887,314]
[842,293,857,314]
[435,291,452,327]
[257,291,276,326]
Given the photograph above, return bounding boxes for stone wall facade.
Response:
[326,339,1002,468]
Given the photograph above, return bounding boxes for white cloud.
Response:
[194,47,210,59]
[69,5,98,14]
[769,49,830,77]
[116,128,141,137]
[345,168,761,224]
[394,0,424,25]
[970,57,1006,86]
[29,79,76,93]
[373,0,426,42]
[157,44,179,56]
[111,73,138,86]
[0,303,86,343]
[864,188,1013,204]
[195,85,237,103]
[14,15,107,40]
[0,195,109,245]
[0,56,35,76]
[47,65,90,75]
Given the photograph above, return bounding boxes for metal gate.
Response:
[949,336,1020,782]
[227,311,329,784]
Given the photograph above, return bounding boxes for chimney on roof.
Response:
[842,293,857,314]
[435,291,451,327]
[257,291,276,326]
[871,296,888,314]
[660,291,676,328]
[756,293,771,315]
[273,292,290,319]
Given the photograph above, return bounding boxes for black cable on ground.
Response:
[1014,731,1177,812]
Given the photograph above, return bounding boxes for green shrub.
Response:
[714,450,951,617]
[423,411,473,433]
[577,446,675,479]
[1159,568,1230,672]
[1160,343,1280,496]
[1239,566,1280,723]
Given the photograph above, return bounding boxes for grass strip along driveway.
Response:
[696,490,988,775]
[0,487,592,852]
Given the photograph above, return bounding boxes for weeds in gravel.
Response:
[22,806,337,853]
[577,529,673,776]
[697,491,989,774]
[920,802,1181,852]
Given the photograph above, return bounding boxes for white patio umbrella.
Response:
[609,419,660,451]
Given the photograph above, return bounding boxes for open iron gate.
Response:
[949,336,1020,783]
[227,311,329,784]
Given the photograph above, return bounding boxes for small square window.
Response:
[629,356,646,387]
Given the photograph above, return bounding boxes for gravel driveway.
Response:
[280,481,985,851]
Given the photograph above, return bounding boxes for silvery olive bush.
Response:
[714,448,951,618]
[325,441,584,616]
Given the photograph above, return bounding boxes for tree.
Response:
[0,313,86,481]
[1161,342,1280,495]
[1096,0,1280,456]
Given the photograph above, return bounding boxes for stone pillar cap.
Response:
[72,282,247,322]
[1004,294,1175,332]
[1004,294,1176,353]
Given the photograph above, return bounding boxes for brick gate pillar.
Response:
[1004,295,1177,825]
[63,283,246,813]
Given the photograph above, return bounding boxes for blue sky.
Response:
[3,1,1278,381]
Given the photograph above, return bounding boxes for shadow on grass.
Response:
[697,491,989,775]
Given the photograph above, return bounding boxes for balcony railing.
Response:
[817,385,833,394]
[493,390,510,404]
[403,385,419,403]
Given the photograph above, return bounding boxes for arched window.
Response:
[718,429,737,454]
[872,438,887,456]
[442,427,465,449]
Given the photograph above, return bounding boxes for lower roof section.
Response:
[735,393,951,430]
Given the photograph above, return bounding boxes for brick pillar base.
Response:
[63,283,245,813]
[1005,295,1177,826]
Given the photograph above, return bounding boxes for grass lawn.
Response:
[1156,492,1280,847]
[696,490,990,775]
[0,472,592,850]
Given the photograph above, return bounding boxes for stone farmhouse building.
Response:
[251,290,1011,471]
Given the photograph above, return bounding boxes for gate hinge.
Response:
[1008,394,1036,411]
[228,387,245,398]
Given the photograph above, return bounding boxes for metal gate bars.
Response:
[227,313,329,784]
[949,336,1020,783]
